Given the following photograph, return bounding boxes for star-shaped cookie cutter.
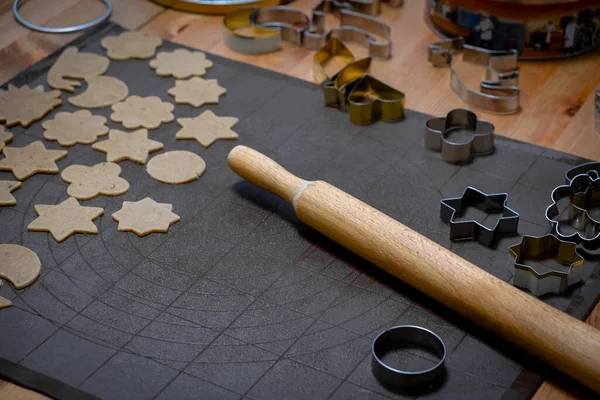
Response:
[425,108,495,164]
[509,235,584,297]
[545,173,600,250]
[440,187,519,247]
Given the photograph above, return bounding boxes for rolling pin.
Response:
[227,145,600,393]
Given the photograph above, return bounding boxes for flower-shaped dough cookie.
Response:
[61,162,130,200]
[43,110,108,146]
[149,49,213,79]
[0,85,62,127]
[101,32,162,60]
[0,126,13,152]
[110,96,175,129]
[168,77,226,107]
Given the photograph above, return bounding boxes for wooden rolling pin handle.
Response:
[227,145,600,393]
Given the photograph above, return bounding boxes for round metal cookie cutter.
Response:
[13,0,112,34]
[372,325,446,387]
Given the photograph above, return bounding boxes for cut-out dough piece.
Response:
[0,85,62,127]
[111,96,174,129]
[0,244,41,288]
[176,110,239,148]
[147,151,206,184]
[43,110,108,146]
[101,32,162,60]
[92,129,164,164]
[0,141,68,181]
[28,197,104,242]
[168,77,226,107]
[0,296,11,310]
[68,76,129,109]
[0,126,13,152]
[48,46,110,92]
[149,49,213,79]
[62,162,130,200]
[112,197,180,237]
[0,181,22,206]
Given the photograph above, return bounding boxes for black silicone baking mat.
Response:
[0,22,598,400]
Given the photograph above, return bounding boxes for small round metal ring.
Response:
[13,0,113,34]
[371,325,446,387]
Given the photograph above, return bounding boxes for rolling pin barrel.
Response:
[227,145,600,393]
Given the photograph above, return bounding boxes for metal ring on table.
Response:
[13,0,112,34]
[372,325,446,387]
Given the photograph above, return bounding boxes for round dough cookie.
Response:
[146,151,206,184]
[0,244,41,289]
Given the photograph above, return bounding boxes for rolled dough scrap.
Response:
[28,197,104,242]
[0,244,41,289]
[176,110,238,148]
[110,96,174,129]
[101,31,162,60]
[0,126,13,152]
[42,110,108,146]
[0,141,68,181]
[168,77,226,107]
[112,197,180,237]
[48,46,110,92]
[68,76,129,109]
[146,151,206,184]
[0,180,22,206]
[149,49,213,79]
[92,129,164,164]
[62,162,130,200]
[0,84,62,127]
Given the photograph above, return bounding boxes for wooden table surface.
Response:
[1,0,599,399]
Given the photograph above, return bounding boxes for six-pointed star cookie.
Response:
[0,141,68,180]
[28,197,104,242]
[0,84,62,127]
[0,126,13,152]
[92,129,164,164]
[176,110,239,148]
[150,49,213,79]
[0,181,22,206]
[112,197,180,236]
[168,77,226,107]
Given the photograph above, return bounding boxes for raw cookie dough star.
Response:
[176,110,239,148]
[168,77,226,107]
[0,126,13,152]
[0,181,22,206]
[28,197,104,242]
[0,141,68,180]
[112,197,180,237]
[0,84,62,127]
[92,129,164,164]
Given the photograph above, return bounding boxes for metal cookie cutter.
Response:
[13,0,112,33]
[347,74,405,124]
[313,38,354,84]
[440,187,519,247]
[565,162,600,184]
[311,0,380,23]
[249,6,311,46]
[546,173,600,251]
[428,37,521,114]
[372,326,446,388]
[323,56,372,111]
[424,108,494,164]
[305,10,392,59]
[509,235,585,297]
[223,8,281,54]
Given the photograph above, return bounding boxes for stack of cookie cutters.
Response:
[424,108,494,164]
[509,235,585,297]
[545,173,600,251]
[428,37,521,114]
[316,39,404,125]
[223,3,393,59]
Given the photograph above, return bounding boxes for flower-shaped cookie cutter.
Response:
[509,235,584,297]
[565,162,600,184]
[424,108,494,164]
[545,173,600,250]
